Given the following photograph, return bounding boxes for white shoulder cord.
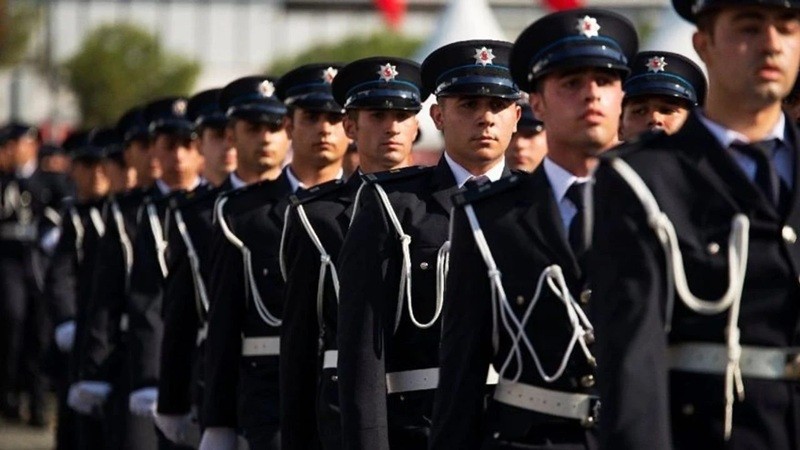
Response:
[371,183,442,332]
[3,181,19,218]
[435,209,454,326]
[69,207,85,263]
[110,200,134,289]
[215,197,282,328]
[89,207,106,238]
[609,158,749,440]
[174,208,210,316]
[293,204,341,329]
[348,181,368,229]
[146,202,169,278]
[463,204,596,384]
[279,206,292,282]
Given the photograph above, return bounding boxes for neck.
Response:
[125,168,138,190]
[359,157,409,174]
[162,174,199,191]
[289,161,342,187]
[704,93,783,141]
[445,152,502,177]
[235,164,282,185]
[545,138,618,178]
[204,168,229,187]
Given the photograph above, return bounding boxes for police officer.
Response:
[154,87,233,445]
[74,106,160,450]
[335,40,520,450]
[429,10,637,450]
[47,130,110,448]
[505,96,547,172]
[201,64,349,450]
[125,97,204,450]
[619,51,707,140]
[100,130,136,195]
[0,122,70,424]
[279,57,424,450]
[590,0,800,447]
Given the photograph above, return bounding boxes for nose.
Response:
[763,23,782,54]
[648,111,665,128]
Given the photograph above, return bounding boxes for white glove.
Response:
[54,321,76,352]
[67,381,112,415]
[199,427,237,450]
[128,387,158,417]
[154,411,193,444]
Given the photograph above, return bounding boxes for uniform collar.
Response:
[285,165,344,193]
[229,172,247,190]
[697,108,786,148]
[543,157,591,204]
[443,151,506,188]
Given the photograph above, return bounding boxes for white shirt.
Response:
[229,172,247,190]
[285,166,344,193]
[155,177,201,195]
[543,157,591,232]
[697,110,793,187]
[443,152,506,188]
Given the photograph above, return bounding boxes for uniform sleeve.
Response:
[430,205,494,450]
[589,162,672,450]
[80,225,127,381]
[157,253,198,415]
[279,208,323,449]
[202,225,244,428]
[44,217,77,326]
[127,220,166,389]
[336,186,393,450]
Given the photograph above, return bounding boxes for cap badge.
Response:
[576,15,601,38]
[691,0,706,14]
[645,56,668,73]
[259,80,276,98]
[172,99,187,117]
[322,67,338,84]
[378,63,398,82]
[473,47,495,66]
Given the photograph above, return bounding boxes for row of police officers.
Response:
[4,0,800,447]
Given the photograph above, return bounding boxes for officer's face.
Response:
[228,118,290,175]
[71,160,109,200]
[505,129,548,173]
[102,159,131,194]
[431,96,520,169]
[694,7,800,106]
[531,68,623,157]
[125,138,161,186]
[287,108,349,169]
[620,96,691,140]
[152,133,202,186]
[344,109,418,173]
[200,126,236,181]
[8,136,38,167]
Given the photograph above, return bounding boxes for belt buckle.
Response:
[785,352,800,379]
[581,397,601,428]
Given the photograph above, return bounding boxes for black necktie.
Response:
[464,175,490,189]
[732,140,782,206]
[565,181,587,256]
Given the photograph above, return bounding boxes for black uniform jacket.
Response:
[431,168,597,450]
[157,177,233,416]
[79,188,145,381]
[337,159,507,449]
[202,173,291,430]
[590,112,800,450]
[280,174,360,450]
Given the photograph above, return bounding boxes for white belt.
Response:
[386,367,439,394]
[670,342,800,380]
[241,336,280,357]
[323,350,338,370]
[493,379,599,426]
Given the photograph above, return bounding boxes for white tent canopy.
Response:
[413,0,507,151]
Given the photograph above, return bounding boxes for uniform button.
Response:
[516,295,525,305]
[419,262,429,270]
[580,374,595,388]
[262,268,269,276]
[584,331,595,345]
[681,404,694,416]
[493,432,500,439]
[706,242,720,255]
[579,289,592,304]
[331,375,338,382]
[783,226,797,244]
[399,395,405,401]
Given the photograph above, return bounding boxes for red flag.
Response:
[542,0,582,11]
[374,0,407,29]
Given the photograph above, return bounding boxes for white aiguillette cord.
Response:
[463,204,595,385]
[173,208,210,317]
[609,158,749,440]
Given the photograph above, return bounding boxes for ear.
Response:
[224,124,236,149]
[343,114,358,140]
[284,116,294,140]
[693,30,710,65]
[530,91,545,123]
[513,103,522,134]
[430,101,445,131]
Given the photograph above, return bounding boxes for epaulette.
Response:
[452,174,524,207]
[290,178,347,206]
[361,165,432,185]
